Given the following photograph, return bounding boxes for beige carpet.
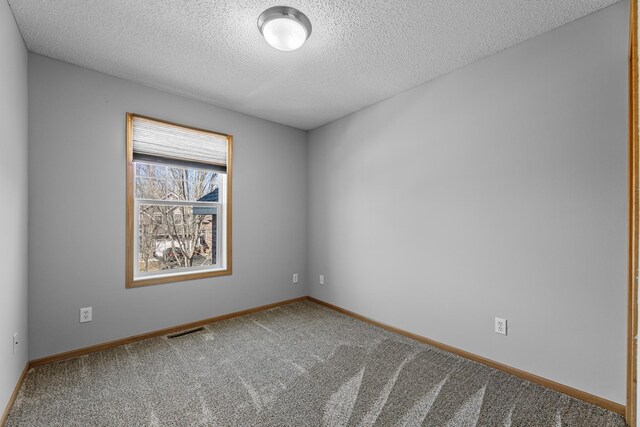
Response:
[6,301,625,426]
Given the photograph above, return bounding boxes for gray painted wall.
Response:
[0,0,29,413]
[308,1,628,404]
[28,54,308,360]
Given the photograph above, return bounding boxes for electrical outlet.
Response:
[13,333,18,354]
[292,273,299,284]
[319,275,324,285]
[495,317,507,335]
[80,307,93,323]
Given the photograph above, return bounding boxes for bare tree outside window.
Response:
[135,163,219,273]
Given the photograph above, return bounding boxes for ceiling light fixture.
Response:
[258,6,312,52]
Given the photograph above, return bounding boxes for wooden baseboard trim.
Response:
[307,296,626,416]
[29,296,308,368]
[1,362,29,427]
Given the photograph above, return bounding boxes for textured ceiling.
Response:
[8,0,620,130]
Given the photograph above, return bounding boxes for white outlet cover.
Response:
[80,307,93,323]
[319,275,324,285]
[13,333,18,354]
[293,273,299,284]
[495,317,507,335]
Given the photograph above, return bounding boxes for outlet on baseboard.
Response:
[319,275,324,285]
[80,307,93,323]
[495,317,507,335]
[292,273,299,284]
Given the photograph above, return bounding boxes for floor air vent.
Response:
[167,327,204,339]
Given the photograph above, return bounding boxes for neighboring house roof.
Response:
[198,188,218,202]
[193,188,218,215]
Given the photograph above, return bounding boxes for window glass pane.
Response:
[135,162,219,202]
[135,176,166,199]
[138,204,218,274]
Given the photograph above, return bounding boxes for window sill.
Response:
[126,267,232,288]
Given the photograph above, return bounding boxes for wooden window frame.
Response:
[125,113,233,288]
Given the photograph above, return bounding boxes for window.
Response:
[174,212,183,225]
[126,113,232,287]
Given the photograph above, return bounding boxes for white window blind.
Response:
[132,116,228,172]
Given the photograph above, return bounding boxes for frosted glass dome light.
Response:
[258,6,312,52]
